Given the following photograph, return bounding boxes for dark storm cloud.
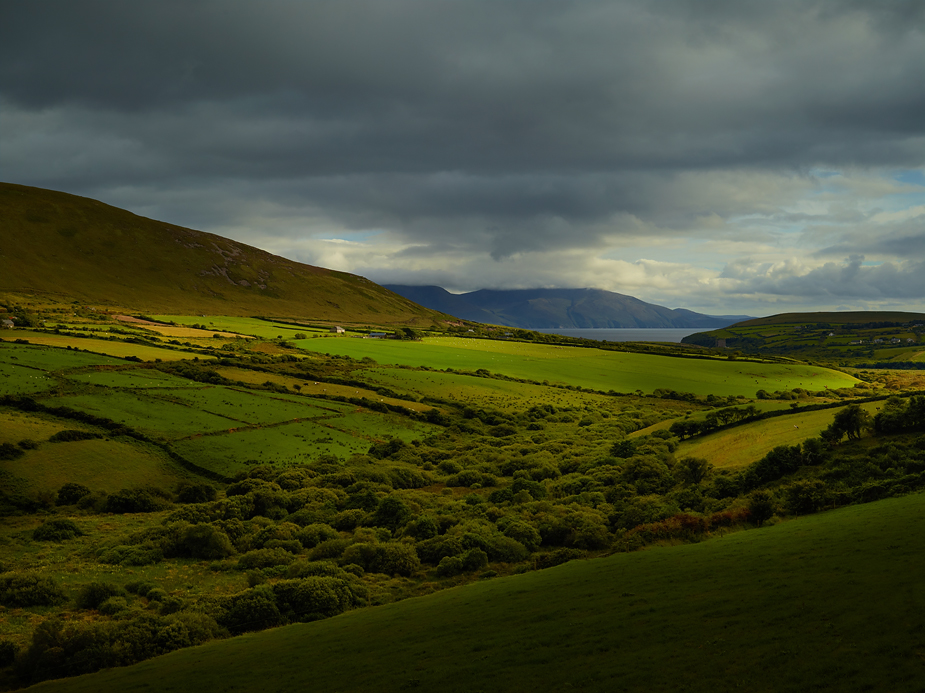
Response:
[2,0,924,307]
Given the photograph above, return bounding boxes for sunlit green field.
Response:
[63,368,208,390]
[152,315,330,340]
[2,438,187,494]
[170,411,434,475]
[677,401,883,469]
[296,336,858,397]
[4,331,211,361]
[0,342,124,370]
[360,367,641,413]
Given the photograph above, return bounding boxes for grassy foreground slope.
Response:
[30,492,925,693]
[0,183,443,326]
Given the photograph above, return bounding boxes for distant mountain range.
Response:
[383,285,753,329]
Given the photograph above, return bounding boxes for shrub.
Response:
[272,577,355,621]
[0,574,68,607]
[332,509,367,531]
[48,429,102,443]
[436,548,489,577]
[286,560,346,579]
[237,548,295,570]
[175,483,217,504]
[309,538,352,561]
[33,518,84,541]
[55,482,91,506]
[341,542,420,577]
[218,586,284,634]
[295,523,340,548]
[0,443,23,461]
[98,544,163,566]
[104,488,170,514]
[369,496,412,532]
[175,524,235,559]
[76,582,127,610]
[125,581,159,596]
[98,596,130,615]
[500,520,541,551]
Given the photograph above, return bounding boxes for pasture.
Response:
[0,342,123,370]
[151,315,329,340]
[169,410,432,474]
[63,368,208,390]
[213,366,432,412]
[295,335,859,397]
[3,331,210,362]
[676,401,883,469]
[2,438,187,495]
[28,491,925,693]
[43,392,241,439]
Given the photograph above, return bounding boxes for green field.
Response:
[152,315,332,340]
[63,368,208,390]
[162,387,337,426]
[296,336,858,397]
[2,438,188,495]
[169,409,433,474]
[42,392,241,439]
[27,491,925,693]
[0,342,124,370]
[676,401,883,469]
[4,331,211,362]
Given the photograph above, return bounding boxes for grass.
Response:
[25,491,925,693]
[152,316,331,340]
[2,438,188,494]
[169,410,435,475]
[42,392,242,439]
[213,366,432,412]
[0,183,445,325]
[5,331,211,362]
[296,335,858,397]
[676,401,883,469]
[0,343,124,370]
[62,368,209,390]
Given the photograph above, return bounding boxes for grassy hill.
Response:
[682,311,925,363]
[24,491,925,693]
[0,183,445,326]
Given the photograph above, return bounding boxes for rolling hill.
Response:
[0,183,445,326]
[384,285,752,329]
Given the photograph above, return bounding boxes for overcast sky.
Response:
[3,1,924,316]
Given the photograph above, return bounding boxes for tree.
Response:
[748,491,776,527]
[831,404,872,441]
[677,457,712,485]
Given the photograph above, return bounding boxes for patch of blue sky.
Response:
[321,229,385,244]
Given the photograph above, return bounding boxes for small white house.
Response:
[1,319,14,329]
[329,326,346,334]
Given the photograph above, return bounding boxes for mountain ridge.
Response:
[384,285,753,329]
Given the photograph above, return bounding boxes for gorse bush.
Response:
[33,518,84,541]
[0,574,68,607]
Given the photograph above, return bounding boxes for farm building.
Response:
[1,318,14,329]
[329,326,345,334]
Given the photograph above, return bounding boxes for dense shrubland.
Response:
[4,393,925,686]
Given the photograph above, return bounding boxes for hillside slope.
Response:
[28,492,925,693]
[0,183,444,325]
[385,285,752,328]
